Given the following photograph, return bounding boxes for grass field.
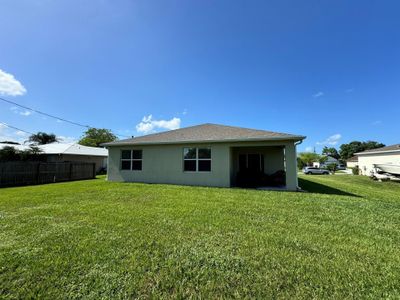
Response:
[1,175,399,299]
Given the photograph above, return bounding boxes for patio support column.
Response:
[285,143,298,191]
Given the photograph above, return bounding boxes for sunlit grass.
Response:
[1,175,399,298]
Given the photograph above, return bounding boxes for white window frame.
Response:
[183,147,212,172]
[120,149,142,171]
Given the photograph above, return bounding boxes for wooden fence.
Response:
[0,161,96,188]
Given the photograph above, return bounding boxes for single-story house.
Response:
[346,156,358,168]
[355,144,400,175]
[313,156,339,168]
[103,123,306,191]
[0,143,108,173]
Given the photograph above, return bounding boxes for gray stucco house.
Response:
[103,124,305,191]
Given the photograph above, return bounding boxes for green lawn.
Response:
[1,175,399,299]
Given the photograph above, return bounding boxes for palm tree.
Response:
[27,132,60,145]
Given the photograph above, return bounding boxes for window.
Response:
[121,150,142,171]
[238,153,264,172]
[183,147,211,172]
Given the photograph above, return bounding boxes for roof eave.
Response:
[38,152,108,157]
[102,135,306,147]
[355,149,400,156]
[64,153,108,157]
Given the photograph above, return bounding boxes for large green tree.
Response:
[297,152,321,168]
[28,132,59,145]
[78,128,117,147]
[339,141,385,160]
[321,146,340,159]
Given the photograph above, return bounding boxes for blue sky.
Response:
[1,0,399,152]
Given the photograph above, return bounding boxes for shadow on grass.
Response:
[299,177,361,197]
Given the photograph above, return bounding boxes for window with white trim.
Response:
[183,148,211,172]
[121,150,142,170]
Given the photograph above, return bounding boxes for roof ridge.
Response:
[102,123,305,146]
[64,143,79,154]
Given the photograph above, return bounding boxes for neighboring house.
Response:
[0,143,108,173]
[355,144,400,176]
[103,123,306,191]
[312,161,320,168]
[313,156,339,168]
[346,156,358,168]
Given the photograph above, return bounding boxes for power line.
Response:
[0,122,35,135]
[0,97,130,138]
[0,97,91,128]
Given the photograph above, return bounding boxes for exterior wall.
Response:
[358,152,400,175]
[284,143,298,191]
[313,162,320,168]
[46,154,107,173]
[107,140,300,190]
[346,161,358,168]
[107,143,231,187]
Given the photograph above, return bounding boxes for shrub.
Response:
[297,157,306,170]
[97,167,107,175]
[0,146,19,161]
[352,166,360,175]
[0,146,43,162]
[326,163,337,174]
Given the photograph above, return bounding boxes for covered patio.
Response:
[229,143,298,190]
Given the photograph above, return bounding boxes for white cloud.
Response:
[136,115,181,134]
[0,69,27,96]
[15,130,28,137]
[313,91,324,98]
[182,109,188,115]
[0,124,27,143]
[317,134,342,146]
[19,110,32,116]
[305,146,314,152]
[10,106,32,116]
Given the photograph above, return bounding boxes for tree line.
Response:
[0,128,118,161]
[1,128,118,147]
[297,141,385,169]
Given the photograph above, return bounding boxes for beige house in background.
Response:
[103,123,305,191]
[355,144,400,175]
[346,156,358,168]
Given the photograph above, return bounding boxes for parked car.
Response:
[303,166,330,175]
[337,164,346,170]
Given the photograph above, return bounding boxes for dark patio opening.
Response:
[231,146,286,188]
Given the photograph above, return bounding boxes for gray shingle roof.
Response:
[103,123,305,146]
[0,143,108,156]
[346,156,358,162]
[356,144,400,155]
